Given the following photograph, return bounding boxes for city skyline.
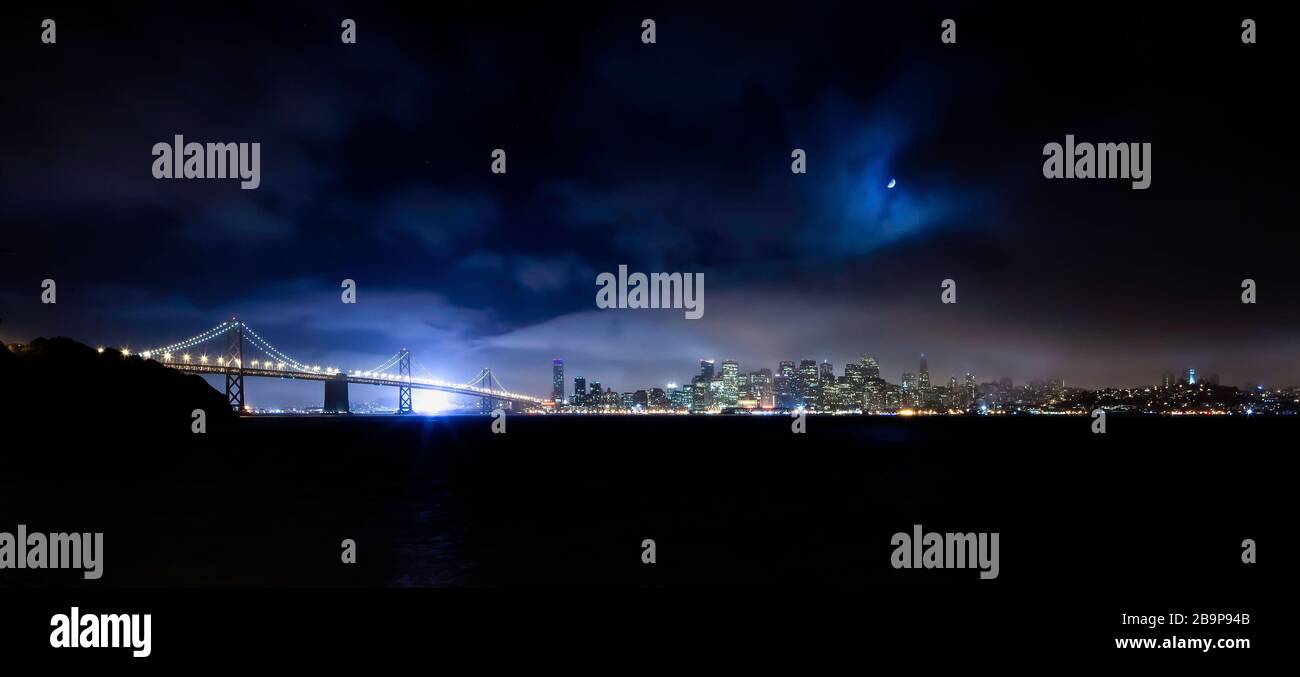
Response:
[545,350,1281,415]
[555,353,1239,400]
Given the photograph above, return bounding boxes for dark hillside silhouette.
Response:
[1,337,236,435]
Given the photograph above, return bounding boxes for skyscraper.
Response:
[864,377,884,411]
[552,359,564,402]
[709,377,725,410]
[700,359,715,381]
[799,360,819,408]
[667,383,692,410]
[818,361,834,409]
[845,362,865,409]
[721,360,740,407]
[917,355,932,407]
[747,368,770,408]
[863,353,883,379]
[901,372,918,407]
[862,355,880,380]
[691,375,711,412]
[573,376,587,407]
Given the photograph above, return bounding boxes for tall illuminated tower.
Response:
[552,359,564,403]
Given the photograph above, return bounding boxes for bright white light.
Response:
[887,178,896,188]
[413,389,456,413]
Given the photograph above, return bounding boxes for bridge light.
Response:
[182,354,191,362]
[200,355,209,364]
[97,347,104,354]
[143,351,152,359]
[121,349,131,357]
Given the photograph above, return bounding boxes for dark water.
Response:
[0,415,1277,589]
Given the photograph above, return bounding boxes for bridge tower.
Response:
[225,319,245,413]
[480,368,505,413]
[397,349,413,414]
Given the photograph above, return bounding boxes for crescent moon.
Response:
[887,178,896,188]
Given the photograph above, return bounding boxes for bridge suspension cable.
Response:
[239,323,316,373]
[411,356,438,380]
[141,321,232,358]
[369,352,404,374]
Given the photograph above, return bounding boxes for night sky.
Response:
[0,4,1290,406]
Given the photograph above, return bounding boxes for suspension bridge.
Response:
[127,317,543,414]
